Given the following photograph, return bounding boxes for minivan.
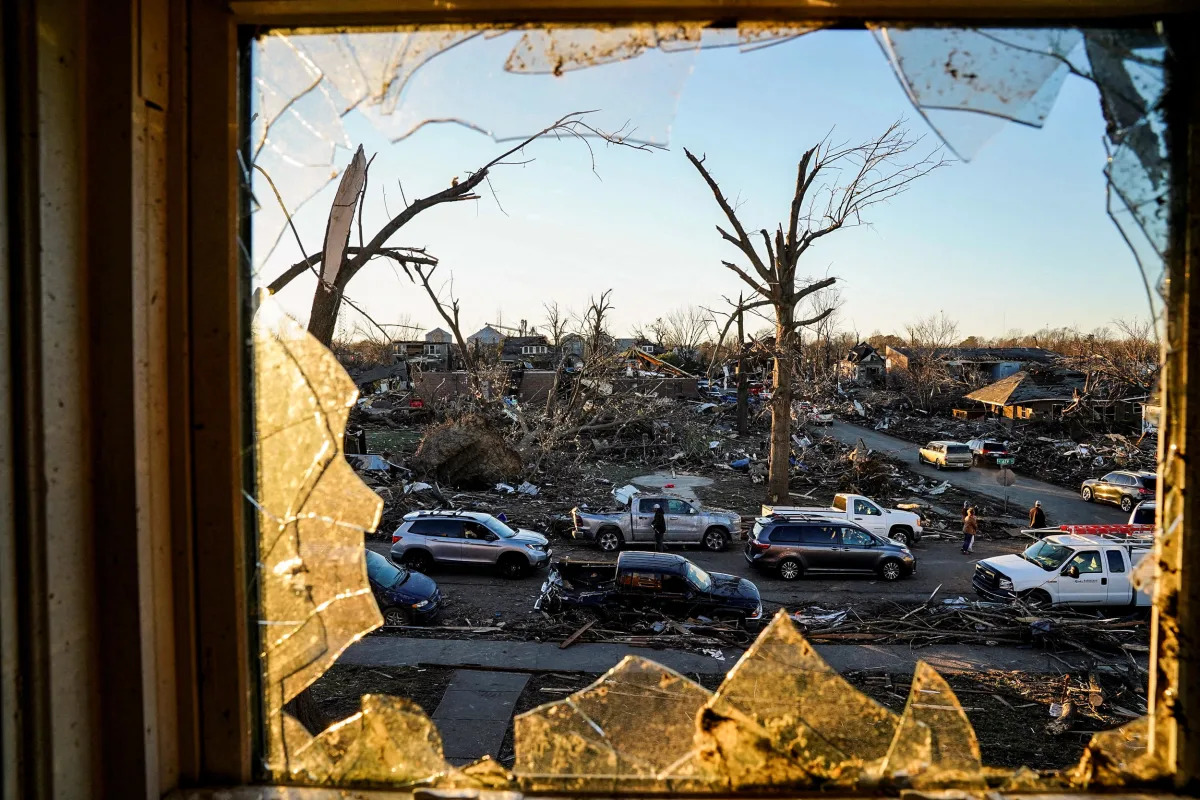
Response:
[744,516,916,581]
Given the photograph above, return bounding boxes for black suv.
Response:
[744,515,916,581]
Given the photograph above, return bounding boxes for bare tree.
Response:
[541,302,571,347]
[582,290,615,358]
[806,285,844,379]
[686,123,947,503]
[898,311,961,409]
[263,112,651,346]
[658,305,714,356]
[905,311,960,350]
[411,263,476,379]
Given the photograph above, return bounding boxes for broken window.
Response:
[248,19,1172,795]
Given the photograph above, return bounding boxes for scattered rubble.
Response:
[839,393,1156,491]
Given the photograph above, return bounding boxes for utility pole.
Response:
[736,293,749,435]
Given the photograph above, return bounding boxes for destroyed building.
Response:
[964,367,1148,430]
[885,345,1060,384]
[840,341,886,384]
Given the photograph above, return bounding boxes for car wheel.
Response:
[778,558,802,581]
[890,529,910,546]
[382,606,412,627]
[403,550,432,573]
[878,559,903,581]
[1082,487,1093,502]
[499,554,529,579]
[596,528,623,552]
[702,527,727,552]
[935,461,942,470]
[972,455,979,467]
[1022,589,1052,610]
[1121,495,1133,513]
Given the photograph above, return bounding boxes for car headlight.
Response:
[998,578,1014,590]
[412,599,431,609]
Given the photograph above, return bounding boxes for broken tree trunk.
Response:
[736,306,749,436]
[767,320,795,505]
[306,146,368,347]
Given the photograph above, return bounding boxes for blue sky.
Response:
[255,29,1143,342]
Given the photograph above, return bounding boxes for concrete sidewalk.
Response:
[343,635,1137,676]
[433,670,529,766]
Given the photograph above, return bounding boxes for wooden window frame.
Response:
[2,0,1197,797]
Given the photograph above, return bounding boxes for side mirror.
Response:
[1063,565,1080,579]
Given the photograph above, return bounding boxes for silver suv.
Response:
[390,510,552,578]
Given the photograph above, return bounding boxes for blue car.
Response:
[365,550,442,626]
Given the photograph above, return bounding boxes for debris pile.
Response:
[840,395,1156,491]
[790,598,1149,658]
[412,414,523,488]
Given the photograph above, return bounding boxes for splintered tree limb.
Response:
[267,247,438,295]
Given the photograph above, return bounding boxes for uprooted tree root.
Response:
[412,414,523,488]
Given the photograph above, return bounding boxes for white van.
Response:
[973,530,1153,608]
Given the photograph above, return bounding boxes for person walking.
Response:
[652,504,667,552]
[1029,500,1046,529]
[962,507,978,555]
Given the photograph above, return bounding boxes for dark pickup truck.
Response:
[534,551,763,623]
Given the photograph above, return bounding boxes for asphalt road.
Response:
[824,421,1128,526]
[369,532,1021,619]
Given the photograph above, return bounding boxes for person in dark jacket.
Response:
[1029,501,1046,529]
[652,504,667,552]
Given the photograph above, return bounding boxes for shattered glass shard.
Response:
[504,25,704,74]
[695,611,898,788]
[1073,715,1167,787]
[872,27,1080,158]
[514,655,717,790]
[283,694,450,785]
[253,305,386,774]
[879,661,984,789]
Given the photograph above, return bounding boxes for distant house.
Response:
[965,367,1146,429]
[501,335,554,368]
[391,339,449,371]
[467,325,504,347]
[840,342,885,384]
[560,333,586,357]
[886,345,1060,384]
[425,327,453,344]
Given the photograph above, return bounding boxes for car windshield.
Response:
[1136,475,1156,488]
[365,551,409,588]
[947,445,970,455]
[983,442,1005,449]
[1021,540,1073,571]
[483,517,518,538]
[685,562,713,592]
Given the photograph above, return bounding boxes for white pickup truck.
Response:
[973,527,1153,608]
[762,493,923,545]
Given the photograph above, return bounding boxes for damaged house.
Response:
[965,367,1148,430]
[500,334,554,369]
[885,345,1060,384]
[840,342,885,384]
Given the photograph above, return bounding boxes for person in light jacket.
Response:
[962,507,978,555]
[652,505,667,552]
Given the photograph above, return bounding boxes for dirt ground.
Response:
[305,662,1139,774]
